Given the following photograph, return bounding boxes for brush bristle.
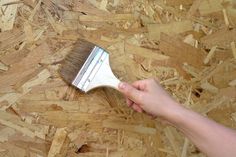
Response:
[59,39,96,84]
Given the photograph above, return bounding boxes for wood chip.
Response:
[99,0,108,11]
[0,0,18,31]
[199,96,228,114]
[28,0,42,21]
[229,79,236,86]
[164,127,181,157]
[0,127,15,142]
[0,61,8,71]
[23,21,34,43]
[200,28,236,48]
[0,111,48,139]
[204,46,217,64]
[232,113,236,122]
[222,9,230,26]
[48,128,67,157]
[109,149,146,157]
[103,120,157,135]
[198,0,223,15]
[20,69,51,93]
[0,42,51,93]
[147,20,192,40]
[79,14,134,22]
[187,0,203,18]
[181,138,189,157]
[231,41,236,59]
[159,33,205,67]
[0,69,50,109]
[43,7,66,35]
[200,81,218,93]
[125,43,169,61]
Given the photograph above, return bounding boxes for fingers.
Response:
[132,104,143,113]
[132,78,158,91]
[125,98,143,113]
[119,82,144,113]
[118,82,143,103]
[126,98,133,107]
[132,80,146,90]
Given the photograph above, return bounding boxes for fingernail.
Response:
[119,82,126,90]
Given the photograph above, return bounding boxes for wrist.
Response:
[161,101,187,124]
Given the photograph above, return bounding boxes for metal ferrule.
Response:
[72,46,108,92]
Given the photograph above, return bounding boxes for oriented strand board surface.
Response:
[0,0,236,157]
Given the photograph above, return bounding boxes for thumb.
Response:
[118,82,143,103]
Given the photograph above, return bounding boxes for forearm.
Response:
[164,103,236,157]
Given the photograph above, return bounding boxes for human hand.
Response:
[118,78,180,118]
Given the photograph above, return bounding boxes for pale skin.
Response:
[118,78,236,157]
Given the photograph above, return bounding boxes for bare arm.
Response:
[118,79,236,157]
[167,104,236,157]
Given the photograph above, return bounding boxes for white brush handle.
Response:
[84,56,120,92]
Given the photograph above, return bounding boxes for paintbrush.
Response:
[59,39,120,92]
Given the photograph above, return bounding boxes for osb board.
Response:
[0,0,236,157]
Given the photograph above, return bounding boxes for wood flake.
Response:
[198,96,228,114]
[43,7,66,35]
[79,14,134,22]
[24,21,34,43]
[21,69,51,93]
[0,69,51,109]
[125,44,169,61]
[181,138,189,157]
[99,0,108,11]
[103,120,156,135]
[198,0,222,15]
[200,81,218,93]
[231,41,236,59]
[232,113,236,122]
[0,111,48,139]
[166,0,193,6]
[229,79,236,86]
[147,20,192,40]
[187,0,203,18]
[0,61,8,71]
[159,33,205,67]
[0,127,16,142]
[0,0,18,31]
[218,87,236,99]
[72,0,109,16]
[0,29,26,52]
[22,0,36,7]
[109,149,146,157]
[0,42,51,93]
[28,0,42,21]
[203,46,217,64]
[164,127,181,157]
[183,34,196,47]
[182,63,200,78]
[200,28,236,48]
[48,128,67,157]
[222,9,230,26]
